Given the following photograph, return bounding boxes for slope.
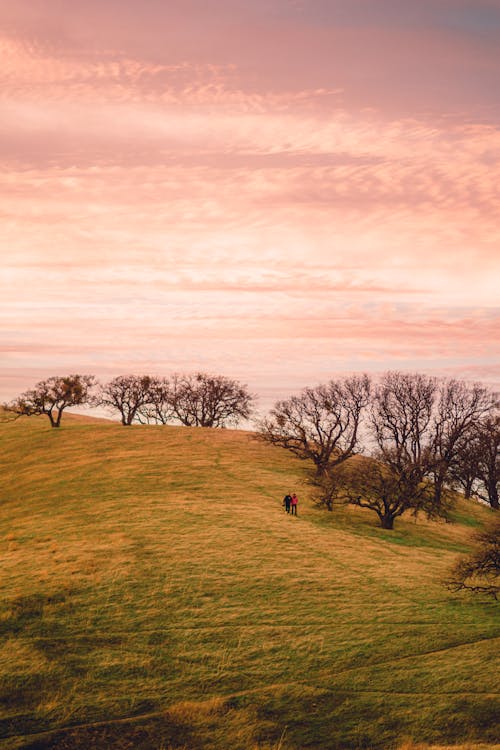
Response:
[0,415,498,750]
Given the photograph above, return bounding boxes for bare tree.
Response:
[5,375,95,428]
[430,379,495,510]
[170,372,254,428]
[350,371,435,526]
[136,377,174,425]
[446,515,500,599]
[370,371,437,481]
[475,416,500,510]
[449,430,482,500]
[96,375,154,425]
[259,375,371,476]
[369,372,496,519]
[315,456,435,529]
[313,372,452,528]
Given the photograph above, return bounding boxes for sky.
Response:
[1,0,499,416]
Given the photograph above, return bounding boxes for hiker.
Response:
[283,493,292,513]
[291,492,298,516]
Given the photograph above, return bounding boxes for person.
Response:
[291,492,298,516]
[282,493,292,513]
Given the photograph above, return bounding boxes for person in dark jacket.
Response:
[282,493,292,513]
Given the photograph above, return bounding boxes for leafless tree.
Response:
[370,370,437,480]
[452,417,499,510]
[369,372,496,518]
[5,375,95,428]
[96,375,154,425]
[314,456,435,529]
[475,416,500,510]
[445,515,500,599]
[136,377,174,425]
[430,379,495,510]
[258,375,371,476]
[449,430,482,500]
[170,372,254,428]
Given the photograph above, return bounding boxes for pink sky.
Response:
[1,0,499,414]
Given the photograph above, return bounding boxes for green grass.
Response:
[0,414,499,750]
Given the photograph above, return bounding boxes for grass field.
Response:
[0,414,499,750]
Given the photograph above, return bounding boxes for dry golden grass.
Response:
[0,414,498,750]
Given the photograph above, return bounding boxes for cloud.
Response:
[2,1,499,119]
[0,5,499,404]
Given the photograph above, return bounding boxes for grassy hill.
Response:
[0,414,499,750]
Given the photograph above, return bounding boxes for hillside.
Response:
[0,415,499,750]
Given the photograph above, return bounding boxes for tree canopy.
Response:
[258,375,371,476]
[5,375,95,428]
[446,515,500,599]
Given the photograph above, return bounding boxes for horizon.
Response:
[1,0,499,406]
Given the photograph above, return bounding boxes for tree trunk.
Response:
[487,482,499,510]
[380,513,395,530]
[315,461,328,478]
[434,476,444,507]
[464,478,474,500]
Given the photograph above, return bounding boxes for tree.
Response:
[475,417,500,510]
[314,371,471,529]
[369,372,496,520]
[450,416,499,509]
[96,375,154,425]
[449,430,482,500]
[430,379,495,510]
[370,371,437,491]
[5,375,95,428]
[135,377,174,425]
[170,372,254,428]
[258,375,371,476]
[314,456,435,529]
[446,515,500,599]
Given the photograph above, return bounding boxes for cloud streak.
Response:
[0,2,499,405]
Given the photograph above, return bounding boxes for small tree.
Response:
[446,515,500,599]
[314,456,435,529]
[96,375,154,425]
[170,372,254,428]
[5,375,95,428]
[259,375,371,476]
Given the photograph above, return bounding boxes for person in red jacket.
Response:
[290,492,298,516]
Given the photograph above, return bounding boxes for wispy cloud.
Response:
[0,3,498,403]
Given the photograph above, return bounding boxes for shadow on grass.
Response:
[8,687,500,750]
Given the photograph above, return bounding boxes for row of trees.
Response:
[97,373,253,427]
[4,373,254,429]
[4,370,498,597]
[258,372,498,527]
[4,370,498,528]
